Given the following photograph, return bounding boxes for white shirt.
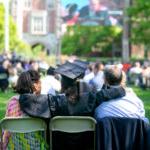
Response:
[83,72,94,84]
[90,71,104,91]
[129,67,142,74]
[95,88,146,121]
[41,75,61,95]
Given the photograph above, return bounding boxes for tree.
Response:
[0,4,31,56]
[128,0,150,58]
[62,25,122,57]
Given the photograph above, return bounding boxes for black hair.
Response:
[15,70,40,94]
[61,76,75,92]
[47,67,55,75]
[61,76,79,103]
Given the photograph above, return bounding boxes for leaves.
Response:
[0,4,31,55]
[128,0,150,49]
[62,25,122,56]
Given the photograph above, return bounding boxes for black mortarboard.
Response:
[73,60,89,70]
[55,61,85,80]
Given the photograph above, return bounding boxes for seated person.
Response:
[41,67,61,95]
[19,62,125,118]
[95,65,148,122]
[18,62,125,150]
[3,70,48,149]
[0,59,9,92]
[89,62,104,91]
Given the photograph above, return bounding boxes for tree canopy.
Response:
[128,0,150,57]
[62,25,122,56]
[0,4,31,56]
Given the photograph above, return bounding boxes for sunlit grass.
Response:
[132,87,150,120]
[0,90,14,119]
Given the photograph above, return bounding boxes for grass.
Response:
[0,87,150,120]
[0,90,14,119]
[132,87,150,120]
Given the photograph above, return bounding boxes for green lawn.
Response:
[0,90,14,119]
[132,87,150,120]
[0,87,150,120]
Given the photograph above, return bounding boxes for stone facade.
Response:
[10,0,59,54]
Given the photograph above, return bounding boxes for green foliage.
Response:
[62,25,122,56]
[0,4,5,50]
[32,45,44,55]
[0,4,31,55]
[128,0,150,57]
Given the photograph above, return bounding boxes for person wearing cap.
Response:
[19,61,96,118]
[94,65,148,122]
[19,61,126,119]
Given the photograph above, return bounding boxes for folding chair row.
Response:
[0,116,97,150]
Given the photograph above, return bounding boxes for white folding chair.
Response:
[0,117,47,149]
[49,116,96,150]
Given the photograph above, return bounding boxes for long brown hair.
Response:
[15,70,40,94]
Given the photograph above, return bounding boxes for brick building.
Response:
[10,0,60,54]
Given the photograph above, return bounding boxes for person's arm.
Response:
[96,86,126,105]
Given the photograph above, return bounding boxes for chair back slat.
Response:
[0,117,46,133]
[50,116,96,133]
[0,117,47,150]
[49,116,96,150]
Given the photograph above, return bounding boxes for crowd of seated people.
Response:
[0,52,50,92]
[126,61,150,89]
[1,57,150,149]
[0,50,150,93]
[0,51,149,147]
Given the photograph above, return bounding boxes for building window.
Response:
[47,0,54,10]
[24,0,31,9]
[11,0,17,18]
[31,11,47,35]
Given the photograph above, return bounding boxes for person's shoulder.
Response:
[7,95,20,108]
[9,95,19,102]
[125,87,135,95]
[125,88,143,102]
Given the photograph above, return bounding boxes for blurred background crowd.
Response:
[0,51,150,94]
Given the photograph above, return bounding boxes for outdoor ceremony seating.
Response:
[0,117,47,149]
[49,116,96,150]
[1,116,150,150]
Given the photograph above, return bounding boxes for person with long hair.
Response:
[3,70,48,149]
